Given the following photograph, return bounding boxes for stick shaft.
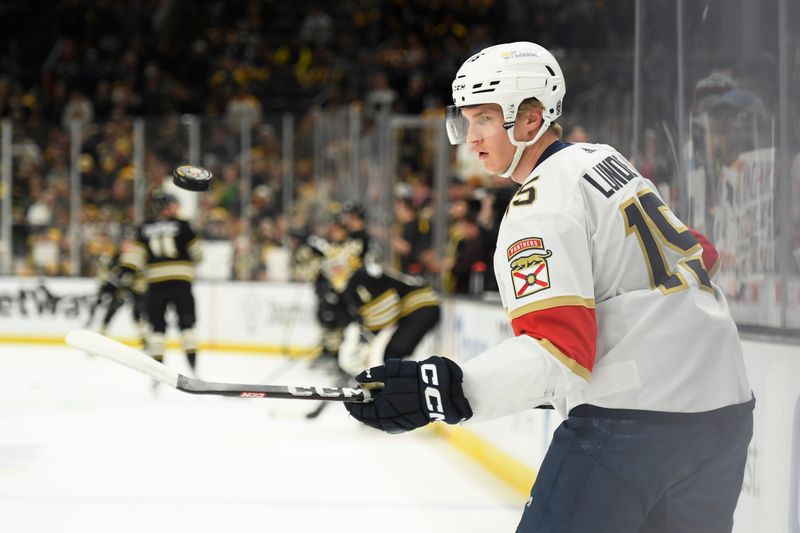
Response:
[66,329,372,403]
[305,373,353,418]
[176,375,369,402]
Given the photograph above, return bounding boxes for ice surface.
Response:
[0,344,522,533]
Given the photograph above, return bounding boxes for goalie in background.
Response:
[86,244,148,346]
[305,204,372,372]
[120,191,203,375]
[321,246,440,377]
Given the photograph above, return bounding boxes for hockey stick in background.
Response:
[65,329,375,403]
[305,325,378,419]
[256,284,310,385]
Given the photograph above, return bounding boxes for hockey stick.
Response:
[65,329,375,403]
[305,325,383,419]
[306,373,353,419]
[256,284,309,384]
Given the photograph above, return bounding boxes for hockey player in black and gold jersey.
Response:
[121,191,203,373]
[322,244,440,376]
[306,206,371,369]
[86,248,147,344]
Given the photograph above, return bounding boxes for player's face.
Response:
[329,223,348,243]
[462,104,515,175]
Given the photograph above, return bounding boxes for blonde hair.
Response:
[518,97,563,139]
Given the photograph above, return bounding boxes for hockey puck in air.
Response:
[173,165,213,191]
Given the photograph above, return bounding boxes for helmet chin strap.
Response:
[499,121,551,179]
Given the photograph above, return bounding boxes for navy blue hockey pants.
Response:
[516,406,753,533]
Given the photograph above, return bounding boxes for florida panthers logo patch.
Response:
[507,237,552,299]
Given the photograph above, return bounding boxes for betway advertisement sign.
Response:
[0,277,320,354]
[0,277,96,332]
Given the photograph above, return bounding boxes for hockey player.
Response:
[307,204,374,371]
[321,242,440,376]
[121,191,203,373]
[306,213,361,369]
[345,42,753,533]
[86,246,147,344]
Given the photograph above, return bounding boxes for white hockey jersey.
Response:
[461,141,752,421]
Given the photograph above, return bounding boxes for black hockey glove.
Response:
[345,356,473,434]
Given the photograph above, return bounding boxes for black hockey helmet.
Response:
[151,190,179,216]
[341,200,366,220]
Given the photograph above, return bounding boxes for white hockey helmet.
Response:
[446,42,565,178]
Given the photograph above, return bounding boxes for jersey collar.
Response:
[533,139,572,170]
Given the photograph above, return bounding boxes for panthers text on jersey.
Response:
[121,218,203,283]
[461,141,751,420]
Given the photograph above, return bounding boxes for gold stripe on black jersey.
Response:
[120,242,148,271]
[360,290,401,331]
[360,290,399,317]
[145,261,195,283]
[399,287,439,318]
[187,237,203,262]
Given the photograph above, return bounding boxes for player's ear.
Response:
[515,107,542,142]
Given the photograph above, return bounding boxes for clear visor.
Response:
[445,105,469,145]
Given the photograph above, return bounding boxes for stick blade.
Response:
[65,329,179,387]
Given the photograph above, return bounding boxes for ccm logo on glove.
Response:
[420,363,445,421]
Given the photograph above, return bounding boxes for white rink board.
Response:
[734,340,800,533]
[0,277,321,353]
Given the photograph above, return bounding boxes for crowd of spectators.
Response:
[1,0,788,299]
[0,0,632,286]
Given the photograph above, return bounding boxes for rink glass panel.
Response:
[0,0,797,333]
